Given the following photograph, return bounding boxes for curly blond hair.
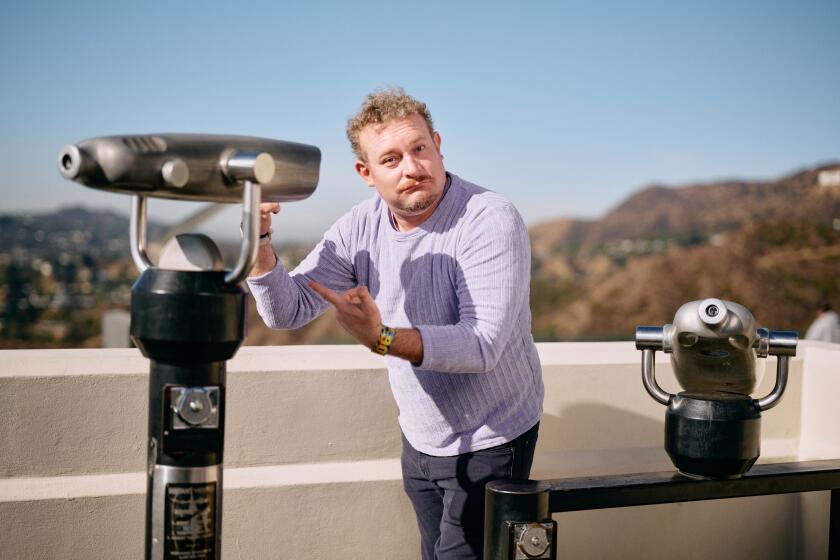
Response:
[346,87,434,162]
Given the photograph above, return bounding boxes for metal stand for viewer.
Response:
[484,459,840,559]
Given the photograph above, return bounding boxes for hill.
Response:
[530,164,840,339]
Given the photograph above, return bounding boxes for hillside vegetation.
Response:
[529,164,840,340]
[246,163,840,345]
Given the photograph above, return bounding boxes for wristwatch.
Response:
[372,324,396,356]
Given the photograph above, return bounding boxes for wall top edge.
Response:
[0,459,404,502]
[0,341,828,378]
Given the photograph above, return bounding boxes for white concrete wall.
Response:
[1,341,838,559]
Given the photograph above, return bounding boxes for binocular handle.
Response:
[640,346,672,405]
[130,178,262,285]
[635,326,798,411]
[755,355,789,411]
[227,179,262,285]
[636,327,672,405]
[130,195,152,273]
[754,329,798,411]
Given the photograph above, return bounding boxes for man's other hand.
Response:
[309,281,381,348]
[248,203,281,277]
[260,202,281,235]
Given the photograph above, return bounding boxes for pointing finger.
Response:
[309,281,343,307]
[355,286,378,311]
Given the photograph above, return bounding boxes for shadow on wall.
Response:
[540,402,664,450]
[534,403,671,478]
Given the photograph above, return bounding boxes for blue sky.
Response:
[1,0,838,241]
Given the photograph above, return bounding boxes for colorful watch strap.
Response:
[372,324,396,356]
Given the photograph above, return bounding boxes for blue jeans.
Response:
[401,423,539,560]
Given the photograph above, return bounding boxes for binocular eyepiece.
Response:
[58,133,320,203]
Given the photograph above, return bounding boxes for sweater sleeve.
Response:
[415,202,531,373]
[247,216,359,330]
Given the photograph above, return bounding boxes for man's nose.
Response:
[402,153,422,176]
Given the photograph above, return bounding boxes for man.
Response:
[247,87,543,559]
[805,302,840,343]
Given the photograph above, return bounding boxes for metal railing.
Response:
[485,459,840,559]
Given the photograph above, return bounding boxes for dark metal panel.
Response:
[830,488,840,560]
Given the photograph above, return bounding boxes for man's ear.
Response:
[433,131,443,159]
[355,160,376,187]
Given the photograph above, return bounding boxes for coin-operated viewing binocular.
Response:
[59,133,320,560]
[636,298,798,479]
[58,133,320,283]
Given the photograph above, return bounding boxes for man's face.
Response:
[355,113,446,227]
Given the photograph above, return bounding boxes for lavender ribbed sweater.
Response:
[247,173,544,456]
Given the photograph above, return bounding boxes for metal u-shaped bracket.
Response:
[225,179,262,285]
[756,355,789,411]
[130,195,153,273]
[755,329,797,411]
[636,326,673,405]
[641,349,672,405]
[129,179,263,283]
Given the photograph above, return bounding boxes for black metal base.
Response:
[132,268,246,560]
[665,391,761,479]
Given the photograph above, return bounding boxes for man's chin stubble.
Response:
[400,194,437,214]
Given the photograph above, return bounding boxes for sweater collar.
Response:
[385,173,454,238]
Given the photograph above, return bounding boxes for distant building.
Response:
[818,169,840,187]
[102,309,131,348]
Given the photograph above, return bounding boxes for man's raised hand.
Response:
[248,203,282,277]
[260,202,281,235]
[309,281,381,348]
